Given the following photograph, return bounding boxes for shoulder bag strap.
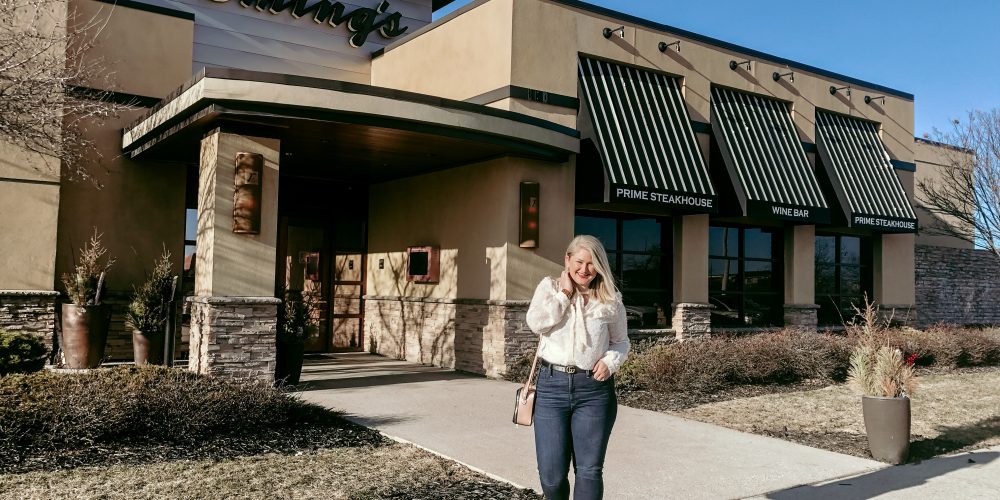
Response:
[520,347,541,402]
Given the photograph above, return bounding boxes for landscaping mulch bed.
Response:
[657,366,1000,463]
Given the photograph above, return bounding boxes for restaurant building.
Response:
[2,0,953,380]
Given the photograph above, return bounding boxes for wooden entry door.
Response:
[330,252,363,350]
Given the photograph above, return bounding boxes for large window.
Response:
[815,235,871,325]
[575,214,671,328]
[709,226,782,327]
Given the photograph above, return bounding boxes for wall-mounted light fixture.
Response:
[729,59,752,71]
[864,95,886,105]
[829,85,852,97]
[772,71,794,83]
[658,40,681,52]
[603,26,625,39]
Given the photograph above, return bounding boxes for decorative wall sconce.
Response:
[864,95,886,105]
[658,40,681,52]
[729,59,752,71]
[603,26,625,39]
[233,152,262,234]
[829,85,852,97]
[772,71,794,83]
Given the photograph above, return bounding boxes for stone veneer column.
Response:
[783,225,819,330]
[672,214,712,340]
[187,297,279,381]
[0,290,58,352]
[193,129,280,379]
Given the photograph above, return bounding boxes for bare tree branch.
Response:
[916,109,1000,259]
[1,0,134,186]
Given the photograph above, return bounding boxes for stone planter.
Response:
[132,329,165,366]
[862,395,911,464]
[60,304,111,369]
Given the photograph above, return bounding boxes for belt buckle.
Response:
[565,365,577,374]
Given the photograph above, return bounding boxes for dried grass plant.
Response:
[846,298,917,398]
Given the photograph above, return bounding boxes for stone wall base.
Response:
[672,302,713,340]
[363,296,531,378]
[0,291,58,356]
[187,296,279,381]
[878,304,917,327]
[783,304,819,331]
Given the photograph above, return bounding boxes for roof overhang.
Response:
[122,69,578,177]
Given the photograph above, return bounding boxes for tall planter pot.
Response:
[862,395,911,464]
[275,340,305,385]
[60,304,112,369]
[132,329,165,366]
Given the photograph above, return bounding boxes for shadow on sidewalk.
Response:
[296,370,476,391]
[765,450,999,499]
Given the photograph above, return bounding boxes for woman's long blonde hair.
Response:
[566,235,619,304]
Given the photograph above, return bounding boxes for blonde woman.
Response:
[526,235,630,500]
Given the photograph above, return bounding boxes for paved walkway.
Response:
[296,353,1000,499]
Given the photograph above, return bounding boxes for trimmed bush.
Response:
[895,326,1000,368]
[621,331,852,394]
[0,329,48,375]
[0,366,386,472]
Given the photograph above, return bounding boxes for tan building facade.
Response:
[3,0,943,379]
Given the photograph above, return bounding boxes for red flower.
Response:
[905,353,918,366]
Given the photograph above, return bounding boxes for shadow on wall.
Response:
[369,250,460,369]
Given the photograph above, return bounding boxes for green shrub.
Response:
[125,249,174,335]
[0,329,48,375]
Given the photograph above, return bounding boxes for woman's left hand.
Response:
[592,360,611,381]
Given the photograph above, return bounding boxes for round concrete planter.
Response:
[862,395,911,464]
[60,304,111,369]
[132,329,165,366]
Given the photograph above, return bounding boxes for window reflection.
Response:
[708,226,781,327]
[815,235,870,326]
[744,228,772,259]
[575,216,617,251]
[623,218,662,252]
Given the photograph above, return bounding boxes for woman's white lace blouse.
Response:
[525,277,630,374]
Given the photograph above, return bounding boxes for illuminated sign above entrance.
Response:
[211,0,409,48]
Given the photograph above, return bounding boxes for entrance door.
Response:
[278,217,366,353]
[331,252,363,350]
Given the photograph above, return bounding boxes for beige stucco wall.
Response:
[0,143,60,290]
[195,131,280,297]
[70,0,194,98]
[874,232,916,308]
[367,156,572,301]
[53,3,194,293]
[913,139,974,249]
[371,0,513,100]
[373,0,913,164]
[784,224,816,304]
[55,111,187,292]
[672,214,709,303]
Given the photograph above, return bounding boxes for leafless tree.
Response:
[916,109,1000,258]
[1,0,130,185]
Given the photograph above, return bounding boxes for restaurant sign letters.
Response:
[211,0,408,47]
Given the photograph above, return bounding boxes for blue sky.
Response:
[435,0,1000,138]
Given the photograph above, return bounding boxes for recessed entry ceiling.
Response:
[137,110,544,184]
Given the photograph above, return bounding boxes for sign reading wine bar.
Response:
[211,0,409,47]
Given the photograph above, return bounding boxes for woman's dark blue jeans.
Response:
[533,366,618,500]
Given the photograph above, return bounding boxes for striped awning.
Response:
[710,87,830,224]
[578,57,716,212]
[815,111,917,233]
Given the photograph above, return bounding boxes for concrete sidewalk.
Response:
[296,353,999,499]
